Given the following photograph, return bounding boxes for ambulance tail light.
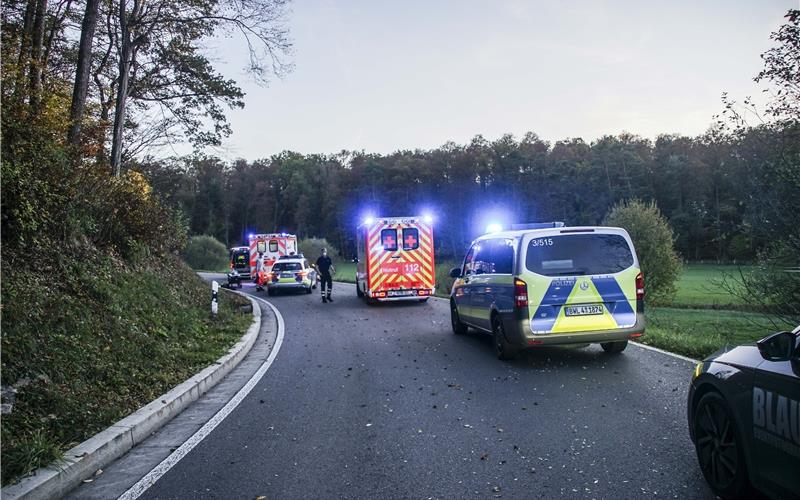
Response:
[418,289,431,296]
[636,272,645,300]
[514,278,528,308]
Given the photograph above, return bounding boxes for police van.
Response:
[248,233,298,279]
[355,216,436,303]
[449,223,645,360]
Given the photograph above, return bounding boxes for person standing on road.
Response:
[316,248,335,303]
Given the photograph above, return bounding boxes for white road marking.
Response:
[117,296,285,500]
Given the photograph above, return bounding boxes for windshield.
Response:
[272,262,301,272]
[525,233,634,276]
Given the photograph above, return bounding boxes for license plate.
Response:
[387,290,415,297]
[564,304,604,316]
[281,272,293,278]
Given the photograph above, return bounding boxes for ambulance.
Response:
[248,233,299,279]
[355,216,436,302]
[229,246,251,278]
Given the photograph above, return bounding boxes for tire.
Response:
[450,301,468,335]
[492,315,519,360]
[692,392,753,499]
[601,340,628,353]
[356,281,364,298]
[419,298,429,303]
[306,285,312,294]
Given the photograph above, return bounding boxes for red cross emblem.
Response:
[383,234,396,248]
[404,233,418,248]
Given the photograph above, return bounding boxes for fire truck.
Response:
[249,233,299,280]
[355,216,435,302]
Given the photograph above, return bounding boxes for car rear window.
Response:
[525,234,633,276]
[272,262,301,271]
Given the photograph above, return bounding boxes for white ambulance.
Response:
[248,233,299,279]
[355,216,435,303]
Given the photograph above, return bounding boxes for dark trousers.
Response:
[320,274,332,297]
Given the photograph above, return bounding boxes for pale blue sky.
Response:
[198,0,795,159]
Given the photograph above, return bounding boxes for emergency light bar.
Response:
[510,222,565,230]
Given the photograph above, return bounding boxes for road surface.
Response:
[87,280,716,499]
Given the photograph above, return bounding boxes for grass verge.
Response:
[640,307,793,360]
[1,252,251,485]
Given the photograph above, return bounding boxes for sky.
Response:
[193,0,796,160]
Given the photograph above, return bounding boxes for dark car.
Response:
[688,325,800,499]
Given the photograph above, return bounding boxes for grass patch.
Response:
[671,264,752,309]
[1,252,251,485]
[640,307,792,359]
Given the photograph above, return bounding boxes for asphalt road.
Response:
[138,281,714,499]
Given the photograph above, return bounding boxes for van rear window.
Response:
[402,228,419,250]
[525,234,633,276]
[232,250,249,265]
[381,229,398,251]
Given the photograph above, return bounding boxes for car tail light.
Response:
[514,278,528,308]
[418,289,431,296]
[636,272,645,300]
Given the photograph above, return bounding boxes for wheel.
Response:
[419,298,429,303]
[356,281,364,298]
[601,340,628,353]
[306,285,312,294]
[450,301,468,335]
[492,315,519,360]
[692,392,753,499]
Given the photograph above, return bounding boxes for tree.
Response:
[604,200,682,305]
[67,0,100,147]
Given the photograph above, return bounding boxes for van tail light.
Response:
[636,272,645,300]
[514,278,528,308]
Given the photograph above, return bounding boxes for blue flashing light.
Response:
[486,223,503,234]
[363,216,375,226]
[422,214,434,224]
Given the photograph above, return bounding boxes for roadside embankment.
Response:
[1,252,252,485]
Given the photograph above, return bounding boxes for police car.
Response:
[265,257,318,295]
[449,223,645,360]
[688,325,800,499]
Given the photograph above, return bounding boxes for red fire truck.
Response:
[249,233,298,280]
[355,216,435,302]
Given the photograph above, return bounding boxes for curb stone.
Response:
[2,290,261,500]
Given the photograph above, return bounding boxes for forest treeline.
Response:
[138,123,798,262]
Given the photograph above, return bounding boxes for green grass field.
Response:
[671,264,752,308]
[332,259,793,359]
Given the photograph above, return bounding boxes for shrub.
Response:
[298,237,342,260]
[604,199,682,305]
[182,235,229,270]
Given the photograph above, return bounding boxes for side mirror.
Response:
[757,331,796,361]
[449,267,462,278]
